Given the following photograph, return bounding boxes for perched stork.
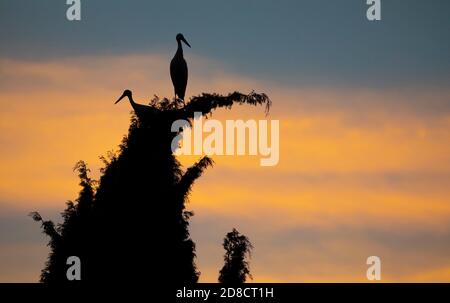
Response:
[115,89,159,119]
[170,33,191,104]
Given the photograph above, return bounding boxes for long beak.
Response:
[182,37,191,48]
[115,93,126,104]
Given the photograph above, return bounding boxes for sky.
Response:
[1,0,450,282]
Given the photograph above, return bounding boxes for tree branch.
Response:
[179,91,271,120]
[176,156,214,200]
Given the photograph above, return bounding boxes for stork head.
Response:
[115,89,132,104]
[176,33,191,48]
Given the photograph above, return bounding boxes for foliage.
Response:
[31,91,269,283]
[218,229,253,284]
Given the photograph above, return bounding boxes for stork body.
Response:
[115,90,159,119]
[170,33,191,103]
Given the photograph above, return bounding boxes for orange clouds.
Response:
[1,54,450,282]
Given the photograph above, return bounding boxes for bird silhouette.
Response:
[170,33,191,105]
[115,89,159,119]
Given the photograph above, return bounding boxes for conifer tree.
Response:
[218,228,253,284]
[32,92,269,283]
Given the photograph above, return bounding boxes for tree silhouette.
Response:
[218,229,253,284]
[31,91,270,283]
[31,161,94,282]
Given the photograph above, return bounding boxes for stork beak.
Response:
[182,37,191,48]
[115,93,126,104]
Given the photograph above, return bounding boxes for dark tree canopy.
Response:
[31,91,269,284]
[218,228,253,284]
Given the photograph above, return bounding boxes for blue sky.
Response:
[1,0,449,87]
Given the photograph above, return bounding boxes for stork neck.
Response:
[127,95,137,106]
[176,40,183,55]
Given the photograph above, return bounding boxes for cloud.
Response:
[191,212,450,282]
[0,54,450,282]
[0,243,48,282]
[0,204,57,282]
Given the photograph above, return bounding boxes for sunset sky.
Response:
[1,0,450,282]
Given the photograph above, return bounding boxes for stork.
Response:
[170,33,191,105]
[115,89,159,119]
